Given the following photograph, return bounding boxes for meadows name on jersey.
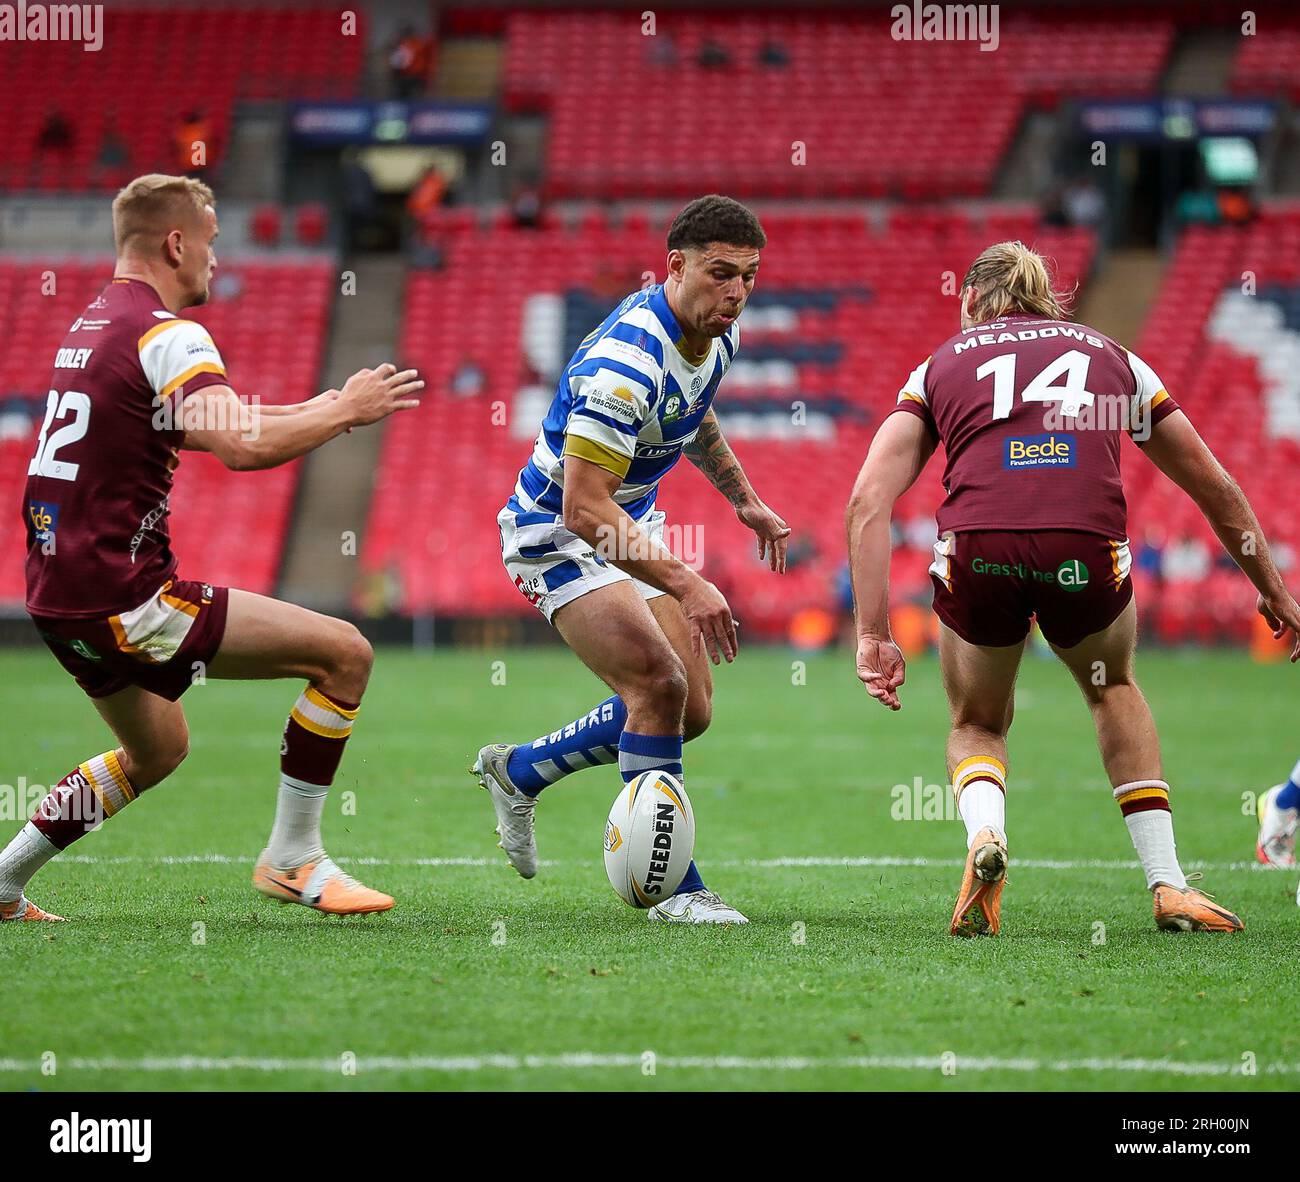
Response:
[506,283,739,523]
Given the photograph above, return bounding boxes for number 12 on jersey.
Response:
[28,389,91,481]
[976,349,1095,421]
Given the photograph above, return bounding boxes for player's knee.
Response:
[950,710,1007,740]
[683,696,712,741]
[625,653,688,717]
[129,729,189,789]
[328,623,373,688]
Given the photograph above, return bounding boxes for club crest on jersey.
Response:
[1004,433,1075,470]
[661,394,684,423]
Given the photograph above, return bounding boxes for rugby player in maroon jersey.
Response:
[846,241,1300,937]
[0,174,422,921]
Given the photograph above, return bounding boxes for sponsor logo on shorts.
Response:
[513,574,543,605]
[970,556,1090,589]
[1004,433,1075,469]
[1055,558,1089,591]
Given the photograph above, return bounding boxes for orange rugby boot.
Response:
[0,896,66,922]
[950,826,1007,937]
[1153,878,1243,933]
[252,852,393,915]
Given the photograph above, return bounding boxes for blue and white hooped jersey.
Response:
[505,284,740,521]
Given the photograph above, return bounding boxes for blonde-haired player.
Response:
[1,175,423,921]
[847,241,1300,936]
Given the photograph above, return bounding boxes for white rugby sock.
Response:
[0,822,58,903]
[953,756,1007,847]
[265,775,328,868]
[1114,780,1186,890]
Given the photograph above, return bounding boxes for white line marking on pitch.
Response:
[0,1053,1291,1077]
[52,853,1271,872]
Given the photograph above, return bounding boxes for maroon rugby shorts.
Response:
[929,530,1133,649]
[30,577,230,701]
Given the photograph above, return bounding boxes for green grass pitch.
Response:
[0,644,1296,1092]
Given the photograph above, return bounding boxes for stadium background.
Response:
[1,0,1297,656]
[3,0,1300,1097]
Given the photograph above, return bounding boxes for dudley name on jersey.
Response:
[506,284,739,522]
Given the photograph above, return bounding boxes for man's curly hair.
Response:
[667,195,767,252]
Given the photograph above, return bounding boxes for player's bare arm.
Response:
[1140,408,1300,660]
[845,411,938,709]
[183,364,422,471]
[562,453,738,664]
[684,408,790,572]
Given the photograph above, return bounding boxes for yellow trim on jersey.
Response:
[1150,390,1170,409]
[137,318,189,351]
[899,391,926,405]
[158,362,226,401]
[673,338,710,366]
[563,434,632,478]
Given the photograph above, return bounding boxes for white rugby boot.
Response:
[647,889,748,924]
[1256,785,1297,869]
[471,743,539,879]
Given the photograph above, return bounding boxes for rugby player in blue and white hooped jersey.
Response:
[472,196,790,923]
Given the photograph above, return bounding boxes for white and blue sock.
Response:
[1275,757,1300,811]
[506,696,627,797]
[619,730,705,896]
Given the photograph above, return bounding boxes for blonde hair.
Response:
[961,241,1072,323]
[111,174,215,255]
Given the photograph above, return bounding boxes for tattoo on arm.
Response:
[684,411,751,507]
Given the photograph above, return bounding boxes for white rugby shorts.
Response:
[498,504,668,623]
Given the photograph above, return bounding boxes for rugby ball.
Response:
[603,771,695,908]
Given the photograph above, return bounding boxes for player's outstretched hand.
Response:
[856,635,905,710]
[340,363,424,427]
[736,498,791,573]
[681,575,739,665]
[1257,591,1300,662]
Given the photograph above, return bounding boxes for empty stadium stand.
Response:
[0,258,335,608]
[501,12,1173,200]
[0,6,364,192]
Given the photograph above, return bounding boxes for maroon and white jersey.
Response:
[23,277,228,618]
[890,313,1179,538]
